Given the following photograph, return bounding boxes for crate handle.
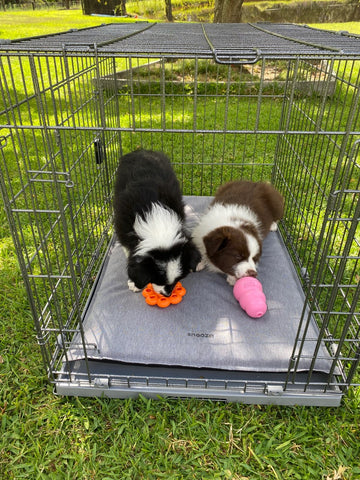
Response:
[213,49,261,65]
[201,24,261,65]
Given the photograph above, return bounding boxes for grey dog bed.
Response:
[69,196,332,374]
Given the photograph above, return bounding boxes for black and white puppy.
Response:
[113,149,201,296]
[192,180,284,285]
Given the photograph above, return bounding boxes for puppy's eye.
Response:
[235,254,244,262]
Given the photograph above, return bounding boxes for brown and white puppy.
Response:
[192,180,284,285]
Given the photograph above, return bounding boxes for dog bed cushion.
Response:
[68,196,333,373]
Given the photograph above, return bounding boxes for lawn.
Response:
[0,8,143,40]
[0,10,360,480]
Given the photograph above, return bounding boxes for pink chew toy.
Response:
[233,277,267,318]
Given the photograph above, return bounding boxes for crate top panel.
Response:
[1,22,360,61]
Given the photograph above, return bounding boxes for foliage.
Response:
[126,0,215,21]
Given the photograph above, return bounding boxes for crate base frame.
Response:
[55,360,343,406]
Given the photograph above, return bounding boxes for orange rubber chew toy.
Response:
[142,282,186,308]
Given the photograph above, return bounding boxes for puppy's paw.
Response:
[270,221,278,232]
[196,259,207,272]
[226,275,236,286]
[128,279,141,292]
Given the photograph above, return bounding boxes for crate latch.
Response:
[267,385,284,396]
[93,377,110,389]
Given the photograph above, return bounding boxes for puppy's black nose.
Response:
[246,269,257,278]
[163,284,176,297]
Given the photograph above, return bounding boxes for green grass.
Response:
[0,8,148,40]
[311,22,360,34]
[1,10,360,480]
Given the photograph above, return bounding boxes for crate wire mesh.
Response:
[0,23,359,405]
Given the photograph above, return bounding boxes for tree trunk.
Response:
[214,0,244,23]
[165,0,173,21]
[119,0,126,15]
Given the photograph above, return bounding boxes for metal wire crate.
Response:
[0,23,359,406]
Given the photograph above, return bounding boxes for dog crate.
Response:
[0,23,359,406]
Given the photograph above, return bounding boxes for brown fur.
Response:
[203,225,261,276]
[213,180,284,239]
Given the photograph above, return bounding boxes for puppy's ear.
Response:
[182,240,202,272]
[127,256,151,290]
[203,227,233,257]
